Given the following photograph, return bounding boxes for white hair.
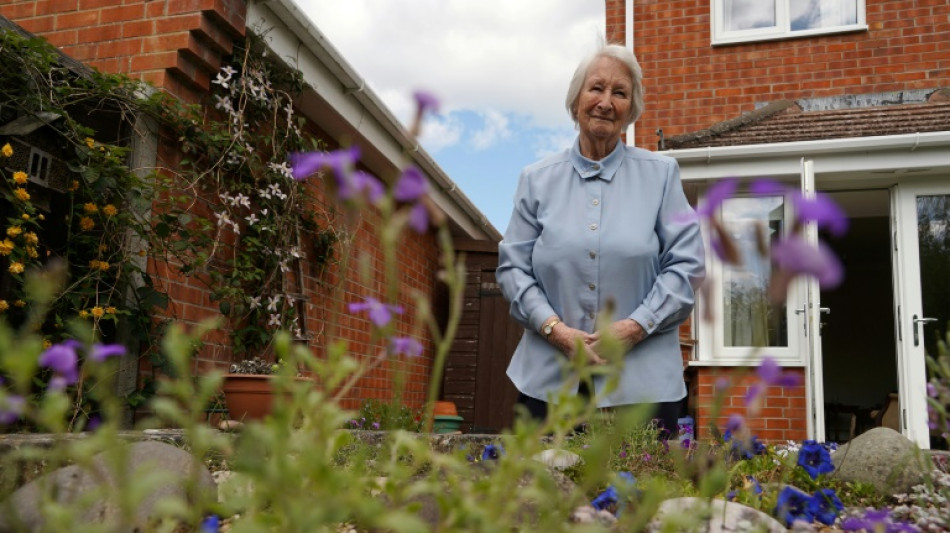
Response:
[565,43,644,127]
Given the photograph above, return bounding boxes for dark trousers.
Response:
[516,383,683,440]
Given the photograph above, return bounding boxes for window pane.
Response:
[791,0,858,31]
[721,196,788,348]
[724,0,776,31]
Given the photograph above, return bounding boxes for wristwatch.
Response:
[541,318,561,337]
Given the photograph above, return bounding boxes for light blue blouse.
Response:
[497,138,705,407]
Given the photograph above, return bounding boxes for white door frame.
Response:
[892,177,949,449]
[801,159,826,443]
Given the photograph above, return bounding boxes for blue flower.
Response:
[591,485,619,512]
[200,514,220,533]
[347,297,403,328]
[797,439,835,479]
[774,486,814,527]
[0,394,25,425]
[481,443,504,461]
[808,488,843,525]
[841,508,919,532]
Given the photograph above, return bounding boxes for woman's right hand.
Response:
[547,323,607,366]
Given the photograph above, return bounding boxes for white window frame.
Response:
[711,0,867,46]
[694,191,806,366]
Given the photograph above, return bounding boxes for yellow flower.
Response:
[43,339,52,349]
[79,310,89,318]
[26,247,38,258]
[13,300,25,308]
[13,171,28,184]
[21,213,29,220]
[38,214,45,221]
[97,261,110,271]
[83,203,98,213]
[14,188,29,202]
[138,249,147,257]
[98,244,108,252]
[105,306,117,314]
[102,204,118,216]
[6,226,22,238]
[0,300,8,312]
[23,232,38,245]
[85,137,95,149]
[89,259,101,269]
[8,262,24,274]
[0,239,12,255]
[80,217,95,231]
[69,180,80,192]
[91,306,104,318]
[1,143,12,157]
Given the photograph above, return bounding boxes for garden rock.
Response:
[831,427,932,495]
[649,497,786,532]
[0,441,216,532]
[533,448,583,471]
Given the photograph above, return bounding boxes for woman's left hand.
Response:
[587,319,647,357]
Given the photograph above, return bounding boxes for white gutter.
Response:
[247,0,501,242]
[624,0,635,145]
[661,131,950,181]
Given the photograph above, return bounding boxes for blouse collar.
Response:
[570,138,624,182]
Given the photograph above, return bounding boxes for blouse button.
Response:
[592,199,600,206]
[589,223,598,231]
[589,251,596,259]
[588,283,595,290]
[588,312,595,319]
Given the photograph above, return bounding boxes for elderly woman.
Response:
[497,44,705,436]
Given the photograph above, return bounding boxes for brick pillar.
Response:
[0,0,247,103]
[605,0,625,45]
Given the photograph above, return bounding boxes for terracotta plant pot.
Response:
[432,401,458,417]
[221,374,312,421]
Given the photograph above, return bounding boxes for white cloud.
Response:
[470,110,510,150]
[418,113,465,154]
[532,128,578,159]
[294,0,605,130]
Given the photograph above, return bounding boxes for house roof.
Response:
[664,89,950,150]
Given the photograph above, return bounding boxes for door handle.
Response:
[819,307,830,315]
[912,314,938,347]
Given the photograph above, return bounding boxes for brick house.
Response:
[0,1,502,416]
[607,0,950,448]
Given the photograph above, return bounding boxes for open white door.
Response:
[800,159,827,442]
[892,178,950,449]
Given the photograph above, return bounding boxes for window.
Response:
[712,0,866,45]
[696,192,804,365]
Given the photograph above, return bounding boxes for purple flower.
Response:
[749,178,787,196]
[407,202,429,233]
[808,488,844,525]
[393,166,428,202]
[412,90,440,115]
[288,146,360,181]
[771,235,844,288]
[797,439,835,479]
[340,170,385,203]
[774,486,814,527]
[757,356,803,387]
[347,297,403,327]
[0,395,25,424]
[927,382,938,397]
[390,336,423,358]
[39,340,81,385]
[371,421,380,430]
[90,343,126,362]
[841,509,919,532]
[792,191,849,237]
[726,413,744,433]
[696,178,738,218]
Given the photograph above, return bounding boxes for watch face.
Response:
[543,325,552,335]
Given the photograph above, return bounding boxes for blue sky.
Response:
[295,0,606,233]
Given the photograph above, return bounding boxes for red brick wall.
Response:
[1,0,440,410]
[693,367,808,443]
[605,0,950,149]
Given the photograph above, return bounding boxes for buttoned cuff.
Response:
[629,306,659,335]
[530,306,557,335]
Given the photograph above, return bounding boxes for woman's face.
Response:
[575,57,633,144]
